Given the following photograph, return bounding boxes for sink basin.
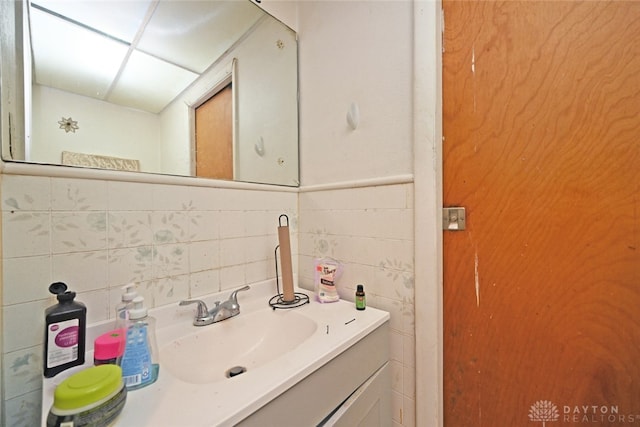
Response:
[159,308,318,384]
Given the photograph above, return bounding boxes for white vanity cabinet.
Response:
[321,363,390,427]
[237,322,390,426]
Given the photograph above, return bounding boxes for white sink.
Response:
[159,309,317,384]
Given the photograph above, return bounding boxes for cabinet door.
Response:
[322,362,391,427]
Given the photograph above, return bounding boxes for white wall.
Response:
[234,17,298,186]
[297,2,420,425]
[30,85,161,171]
[298,1,414,186]
[258,0,298,31]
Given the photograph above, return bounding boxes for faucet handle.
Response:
[229,285,250,303]
[179,299,209,319]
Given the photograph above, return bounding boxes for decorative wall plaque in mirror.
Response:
[2,0,299,186]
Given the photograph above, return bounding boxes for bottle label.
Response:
[121,325,153,388]
[47,319,80,368]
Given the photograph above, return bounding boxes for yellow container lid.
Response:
[54,365,123,411]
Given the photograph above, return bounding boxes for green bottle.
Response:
[356,284,366,310]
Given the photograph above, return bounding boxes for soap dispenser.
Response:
[120,296,159,389]
[44,282,87,378]
[114,283,138,331]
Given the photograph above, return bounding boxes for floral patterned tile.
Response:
[245,235,275,263]
[3,346,43,399]
[51,178,108,211]
[108,246,154,285]
[220,265,246,291]
[403,334,416,366]
[1,175,51,211]
[301,227,338,258]
[220,238,247,268]
[245,210,276,236]
[52,251,109,292]
[403,363,416,400]
[3,255,51,305]
[107,181,154,211]
[338,262,375,294]
[78,289,111,324]
[4,389,42,427]
[373,262,414,302]
[188,211,219,242]
[391,389,403,425]
[152,211,190,244]
[2,211,50,258]
[189,240,220,272]
[389,329,403,363]
[390,359,403,394]
[153,243,189,279]
[374,239,413,269]
[368,294,404,334]
[3,299,50,353]
[153,275,190,308]
[246,259,276,285]
[152,184,195,211]
[51,212,107,254]
[219,211,247,239]
[190,269,220,297]
[108,211,153,249]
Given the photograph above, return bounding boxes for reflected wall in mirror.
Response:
[4,0,299,186]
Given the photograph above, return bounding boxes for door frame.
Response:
[413,1,444,426]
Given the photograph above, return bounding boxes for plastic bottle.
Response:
[114,283,138,331]
[93,329,126,366]
[120,296,159,390]
[355,284,366,310]
[44,282,87,378]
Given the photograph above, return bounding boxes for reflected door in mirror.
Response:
[195,84,233,180]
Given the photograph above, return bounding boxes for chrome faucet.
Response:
[179,285,250,326]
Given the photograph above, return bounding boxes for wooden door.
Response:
[443,1,640,426]
[195,83,233,180]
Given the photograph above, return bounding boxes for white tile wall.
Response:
[1,174,297,426]
[298,183,416,426]
[1,175,414,426]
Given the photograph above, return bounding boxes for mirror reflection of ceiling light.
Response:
[29,1,264,114]
[107,50,198,113]
[30,7,128,98]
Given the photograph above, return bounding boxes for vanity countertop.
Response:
[41,281,389,426]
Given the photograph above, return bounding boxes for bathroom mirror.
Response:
[2,0,299,186]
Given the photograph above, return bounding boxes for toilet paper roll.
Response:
[278,224,295,302]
